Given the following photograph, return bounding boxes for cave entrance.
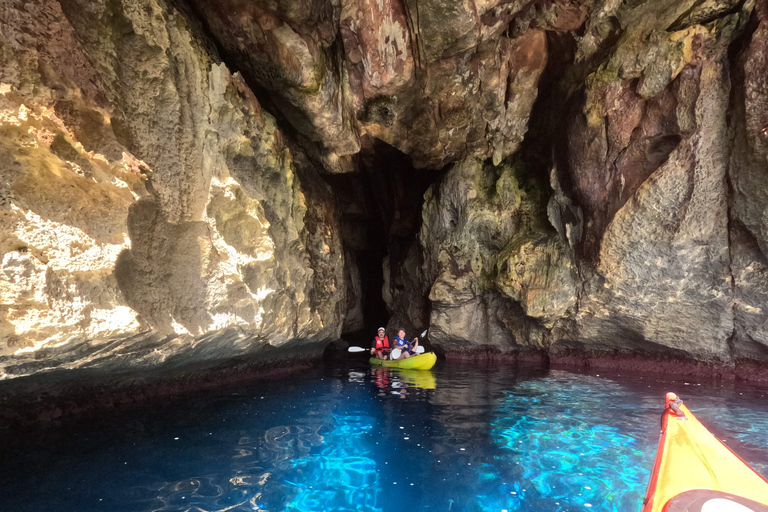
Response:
[330,137,438,345]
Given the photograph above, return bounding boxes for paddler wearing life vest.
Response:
[371,327,391,360]
[393,328,419,359]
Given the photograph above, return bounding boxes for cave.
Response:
[327,137,441,344]
[5,0,768,423]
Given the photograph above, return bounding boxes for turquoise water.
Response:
[1,361,768,512]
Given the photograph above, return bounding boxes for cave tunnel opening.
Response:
[327,137,440,345]
[169,0,440,345]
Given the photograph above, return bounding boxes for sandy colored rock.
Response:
[403,157,576,351]
[0,0,348,379]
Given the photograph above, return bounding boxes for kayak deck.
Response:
[369,352,437,370]
[643,393,768,512]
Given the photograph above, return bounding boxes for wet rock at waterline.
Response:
[2,0,768,390]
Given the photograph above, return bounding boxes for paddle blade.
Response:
[390,348,402,360]
[415,345,425,353]
[347,346,367,352]
[420,329,428,338]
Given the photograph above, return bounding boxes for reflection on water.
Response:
[1,362,768,512]
[370,368,437,398]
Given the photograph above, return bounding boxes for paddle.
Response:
[414,329,427,354]
[347,328,429,356]
[391,331,428,360]
[390,346,425,359]
[347,346,423,354]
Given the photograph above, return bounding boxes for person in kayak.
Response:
[371,327,391,360]
[393,328,419,359]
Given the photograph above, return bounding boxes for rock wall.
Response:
[381,0,768,370]
[565,0,742,361]
[0,0,348,380]
[3,0,768,389]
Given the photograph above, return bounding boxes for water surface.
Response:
[2,360,767,512]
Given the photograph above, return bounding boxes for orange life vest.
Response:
[374,335,390,351]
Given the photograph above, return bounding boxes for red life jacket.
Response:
[374,335,390,351]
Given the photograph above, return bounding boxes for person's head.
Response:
[398,328,406,338]
[378,327,385,337]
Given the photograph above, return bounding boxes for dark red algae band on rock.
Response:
[548,352,768,383]
[0,352,322,427]
[442,348,768,383]
[442,347,550,365]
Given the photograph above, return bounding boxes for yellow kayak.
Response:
[642,392,768,512]
[369,352,437,370]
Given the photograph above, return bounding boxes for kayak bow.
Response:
[369,352,437,370]
[642,392,768,512]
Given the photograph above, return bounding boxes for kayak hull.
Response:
[642,395,768,512]
[369,352,437,370]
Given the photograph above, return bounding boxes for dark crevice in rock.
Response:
[725,30,741,360]
[514,31,603,265]
[724,187,738,360]
[327,137,442,341]
[517,31,578,202]
[725,7,766,362]
[169,0,330,165]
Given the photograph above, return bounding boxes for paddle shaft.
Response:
[347,328,428,354]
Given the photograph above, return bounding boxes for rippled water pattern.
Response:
[2,363,768,512]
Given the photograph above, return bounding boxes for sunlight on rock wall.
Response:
[0,0,348,378]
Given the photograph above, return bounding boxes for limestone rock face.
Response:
[4,0,768,390]
[181,0,362,161]
[568,5,739,360]
[0,0,347,379]
[413,158,577,352]
[382,0,768,368]
[184,0,555,169]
